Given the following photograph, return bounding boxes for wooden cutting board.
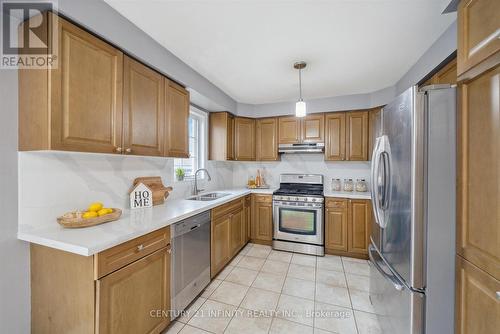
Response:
[132,176,173,206]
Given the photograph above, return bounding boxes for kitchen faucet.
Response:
[193,168,212,195]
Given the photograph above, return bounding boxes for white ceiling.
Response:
[105,0,456,104]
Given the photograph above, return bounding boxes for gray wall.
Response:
[0,11,30,333]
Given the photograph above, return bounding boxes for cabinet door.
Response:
[455,256,500,334]
[234,117,256,161]
[251,195,273,242]
[122,56,165,156]
[325,199,348,252]
[96,248,170,334]
[227,115,235,160]
[457,0,500,77]
[346,111,369,161]
[211,215,231,277]
[165,80,189,158]
[433,58,458,85]
[51,17,123,154]
[301,114,324,143]
[457,65,500,280]
[244,196,252,242]
[278,116,301,144]
[348,200,371,255]
[368,108,382,161]
[325,113,346,161]
[229,210,244,256]
[256,118,279,161]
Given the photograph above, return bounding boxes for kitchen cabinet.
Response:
[18,13,190,158]
[368,107,382,161]
[325,199,348,252]
[278,116,301,144]
[278,114,324,144]
[209,112,235,161]
[234,117,256,160]
[325,110,369,161]
[165,80,190,158]
[256,118,279,161]
[346,111,369,161]
[457,0,500,79]
[325,197,371,258]
[19,12,124,153]
[211,198,245,277]
[251,194,273,244]
[244,195,252,242]
[123,56,165,157]
[30,227,171,334]
[455,255,500,334]
[325,113,346,161]
[457,64,500,280]
[421,57,457,87]
[96,249,170,334]
[348,199,371,255]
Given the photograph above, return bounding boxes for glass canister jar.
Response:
[343,178,354,192]
[331,178,341,191]
[355,179,368,192]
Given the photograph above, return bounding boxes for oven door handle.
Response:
[273,202,324,209]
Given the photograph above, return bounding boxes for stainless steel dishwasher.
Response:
[171,210,211,317]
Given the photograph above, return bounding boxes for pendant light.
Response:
[294,61,307,117]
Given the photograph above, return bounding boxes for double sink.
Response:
[187,192,231,201]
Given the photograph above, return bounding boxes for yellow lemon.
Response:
[82,211,98,219]
[105,208,113,214]
[88,202,103,212]
[97,208,112,216]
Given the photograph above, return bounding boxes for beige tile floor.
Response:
[163,243,381,334]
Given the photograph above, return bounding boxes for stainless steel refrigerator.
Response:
[369,85,456,334]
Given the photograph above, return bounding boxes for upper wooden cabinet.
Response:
[256,118,279,161]
[19,13,190,158]
[123,56,165,156]
[278,116,301,144]
[234,117,256,161]
[455,256,500,334]
[457,0,500,79]
[325,113,346,161]
[421,57,458,87]
[325,110,369,161]
[368,107,382,161]
[457,64,500,280]
[165,80,190,158]
[19,13,124,153]
[209,112,235,161]
[278,114,324,144]
[346,111,369,161]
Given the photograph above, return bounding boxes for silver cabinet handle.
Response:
[137,244,144,251]
[496,291,500,301]
[115,147,123,153]
[125,148,132,153]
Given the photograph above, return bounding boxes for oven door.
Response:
[273,200,323,245]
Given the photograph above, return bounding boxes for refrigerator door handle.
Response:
[369,245,404,292]
[370,137,383,227]
[380,151,392,210]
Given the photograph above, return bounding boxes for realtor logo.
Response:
[1,1,58,69]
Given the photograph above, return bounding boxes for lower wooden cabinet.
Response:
[30,227,171,334]
[96,248,170,334]
[251,194,273,243]
[325,197,371,258]
[455,255,500,334]
[244,195,252,242]
[211,198,245,277]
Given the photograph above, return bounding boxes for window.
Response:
[174,108,207,180]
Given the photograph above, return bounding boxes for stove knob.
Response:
[312,198,316,202]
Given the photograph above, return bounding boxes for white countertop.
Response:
[18,188,275,256]
[324,190,372,199]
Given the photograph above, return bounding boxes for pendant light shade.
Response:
[294,61,307,117]
[295,100,306,117]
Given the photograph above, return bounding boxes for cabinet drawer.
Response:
[253,194,272,204]
[212,198,244,220]
[326,198,348,208]
[95,227,170,279]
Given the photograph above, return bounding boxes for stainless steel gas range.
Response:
[272,174,324,256]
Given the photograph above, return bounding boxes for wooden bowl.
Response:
[57,208,122,228]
